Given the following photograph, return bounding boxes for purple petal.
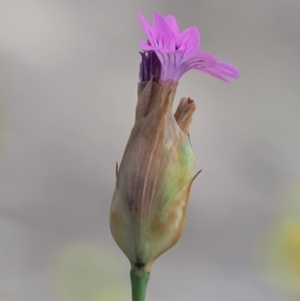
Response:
[138,46,165,72]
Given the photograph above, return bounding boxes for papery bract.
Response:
[110,80,197,271]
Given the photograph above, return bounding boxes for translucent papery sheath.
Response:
[110,80,197,270]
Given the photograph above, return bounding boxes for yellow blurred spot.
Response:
[284,221,300,281]
[260,184,300,294]
[285,221,300,256]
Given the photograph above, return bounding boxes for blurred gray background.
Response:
[1,0,300,300]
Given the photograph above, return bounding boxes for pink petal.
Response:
[138,13,156,47]
[179,27,200,55]
[180,50,217,73]
[139,42,177,54]
[215,61,240,78]
[193,62,240,82]
[179,50,239,82]
[195,66,231,82]
[139,42,159,51]
[161,51,185,80]
[152,13,174,50]
[193,50,216,62]
[165,15,180,45]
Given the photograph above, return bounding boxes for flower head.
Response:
[139,13,240,82]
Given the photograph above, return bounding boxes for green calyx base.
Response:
[130,266,150,301]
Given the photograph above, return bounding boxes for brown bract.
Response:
[110,79,198,271]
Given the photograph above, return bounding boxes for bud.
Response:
[109,12,239,301]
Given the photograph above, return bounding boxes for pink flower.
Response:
[138,13,240,82]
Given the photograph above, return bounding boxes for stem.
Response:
[130,266,150,301]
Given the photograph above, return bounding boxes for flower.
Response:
[110,12,240,301]
[138,12,240,82]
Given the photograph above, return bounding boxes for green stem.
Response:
[130,266,150,301]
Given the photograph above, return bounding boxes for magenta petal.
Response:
[178,50,240,82]
[138,13,156,47]
[179,27,200,55]
[165,15,180,45]
[139,42,177,55]
[215,61,240,78]
[196,66,231,82]
[179,50,217,75]
[152,13,174,50]
[183,50,217,65]
[193,61,240,82]
[161,51,185,81]
[139,42,159,51]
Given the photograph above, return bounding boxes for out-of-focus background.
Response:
[1,0,300,300]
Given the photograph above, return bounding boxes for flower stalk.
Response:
[130,266,150,301]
